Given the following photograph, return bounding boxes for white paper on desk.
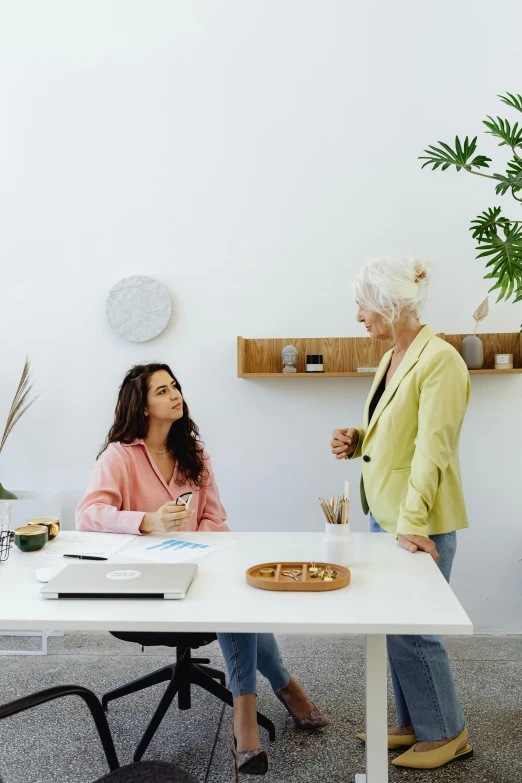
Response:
[127,534,239,564]
[45,533,136,559]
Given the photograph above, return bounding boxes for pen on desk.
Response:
[63,554,108,561]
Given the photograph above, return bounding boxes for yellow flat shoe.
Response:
[392,728,473,769]
[356,732,417,749]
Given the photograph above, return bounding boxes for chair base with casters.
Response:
[0,685,197,783]
[103,632,276,762]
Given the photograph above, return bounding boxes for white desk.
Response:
[0,532,472,782]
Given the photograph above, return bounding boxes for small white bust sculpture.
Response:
[282,345,298,373]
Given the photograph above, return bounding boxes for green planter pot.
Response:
[0,483,17,500]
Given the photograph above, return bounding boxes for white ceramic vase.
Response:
[321,520,354,567]
[461,335,483,370]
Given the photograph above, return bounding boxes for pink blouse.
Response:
[75,439,230,535]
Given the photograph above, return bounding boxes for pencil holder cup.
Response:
[321,520,353,567]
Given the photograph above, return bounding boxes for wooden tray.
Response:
[246,562,351,592]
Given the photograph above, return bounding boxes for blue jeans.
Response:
[370,514,466,741]
[217,633,291,700]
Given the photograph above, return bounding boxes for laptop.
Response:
[40,562,198,600]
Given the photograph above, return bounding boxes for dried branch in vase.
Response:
[472,296,489,335]
[0,357,39,454]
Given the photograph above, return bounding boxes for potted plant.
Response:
[420,91,522,330]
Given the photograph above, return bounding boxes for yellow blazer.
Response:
[350,325,470,536]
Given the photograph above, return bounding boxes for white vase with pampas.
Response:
[0,358,39,500]
[461,297,489,370]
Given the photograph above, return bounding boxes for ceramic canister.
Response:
[460,335,483,370]
[321,520,353,567]
[306,354,324,372]
[27,517,60,540]
[14,525,48,552]
[494,353,514,370]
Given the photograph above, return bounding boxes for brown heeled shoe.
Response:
[227,726,269,779]
[274,687,328,729]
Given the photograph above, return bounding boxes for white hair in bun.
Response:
[352,257,432,325]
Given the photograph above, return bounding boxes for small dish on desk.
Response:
[246,562,350,592]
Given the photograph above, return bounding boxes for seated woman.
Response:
[76,363,326,777]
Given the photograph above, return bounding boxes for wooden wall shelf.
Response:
[237,333,522,378]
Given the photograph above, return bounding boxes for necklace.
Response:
[394,338,416,354]
[146,446,169,457]
[394,325,422,355]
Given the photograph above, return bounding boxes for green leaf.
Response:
[419,136,491,171]
[469,207,509,240]
[499,92,522,113]
[473,219,522,302]
[507,158,522,174]
[500,158,522,197]
[455,135,463,159]
[493,171,522,196]
[483,116,522,149]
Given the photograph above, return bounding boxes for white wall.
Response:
[1,0,521,633]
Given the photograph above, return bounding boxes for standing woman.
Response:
[77,363,326,778]
[331,258,473,770]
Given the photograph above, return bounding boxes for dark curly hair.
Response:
[98,363,208,488]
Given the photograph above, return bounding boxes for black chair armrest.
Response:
[0,685,119,772]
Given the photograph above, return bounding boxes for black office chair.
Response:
[102,632,276,762]
[0,685,197,783]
